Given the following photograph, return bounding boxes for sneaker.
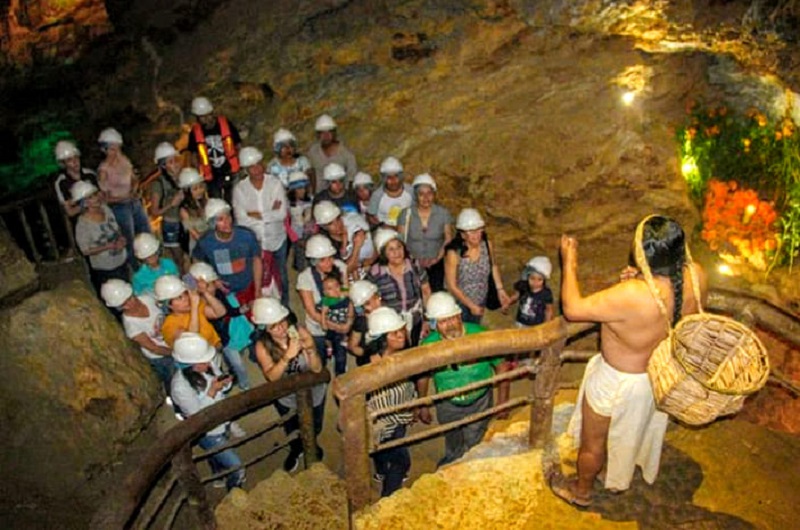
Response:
[283,450,303,473]
[174,411,185,421]
[165,396,174,407]
[229,422,247,438]
[372,472,409,483]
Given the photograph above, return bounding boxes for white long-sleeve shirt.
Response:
[232,174,288,251]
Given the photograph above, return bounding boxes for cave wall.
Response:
[0,0,111,66]
[0,227,160,505]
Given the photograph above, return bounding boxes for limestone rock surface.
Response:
[0,224,37,300]
[0,280,161,501]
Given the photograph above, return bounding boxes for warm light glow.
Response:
[622,91,635,105]
[681,159,697,176]
[742,203,757,224]
[718,264,734,276]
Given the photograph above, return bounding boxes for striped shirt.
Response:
[368,380,417,442]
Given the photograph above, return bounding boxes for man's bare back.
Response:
[560,235,707,373]
[597,263,707,373]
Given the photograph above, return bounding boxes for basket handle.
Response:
[633,216,702,333]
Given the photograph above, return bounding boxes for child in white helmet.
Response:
[286,171,314,272]
[510,256,554,328]
[131,233,180,296]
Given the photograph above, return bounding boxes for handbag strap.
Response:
[633,215,703,335]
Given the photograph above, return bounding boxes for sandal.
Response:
[549,473,593,508]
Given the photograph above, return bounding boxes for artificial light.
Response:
[622,91,635,105]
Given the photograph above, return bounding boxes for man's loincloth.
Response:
[568,354,669,491]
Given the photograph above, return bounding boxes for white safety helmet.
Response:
[305,234,337,259]
[204,198,231,221]
[455,208,485,231]
[313,200,341,225]
[353,172,373,188]
[55,140,80,161]
[98,127,123,146]
[323,163,346,181]
[367,307,406,338]
[173,333,216,364]
[412,173,437,191]
[154,275,187,302]
[349,280,378,308]
[154,142,179,163]
[178,167,204,189]
[70,180,99,202]
[425,291,462,320]
[315,114,337,132]
[379,156,403,176]
[133,233,160,260]
[191,97,214,116]
[373,228,400,253]
[273,128,296,147]
[239,146,264,168]
[100,279,133,308]
[524,256,553,280]
[251,297,289,326]
[189,262,219,282]
[288,171,309,189]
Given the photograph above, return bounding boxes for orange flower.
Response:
[764,239,777,251]
[775,131,783,141]
[757,114,768,127]
[743,138,751,147]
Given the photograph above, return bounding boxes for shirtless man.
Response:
[551,215,707,507]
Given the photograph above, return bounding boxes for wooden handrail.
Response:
[90,370,330,530]
[333,318,595,400]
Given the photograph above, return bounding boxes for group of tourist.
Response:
[53,96,705,508]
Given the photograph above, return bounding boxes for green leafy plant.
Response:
[678,98,800,272]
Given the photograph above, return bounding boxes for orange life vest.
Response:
[191,116,240,181]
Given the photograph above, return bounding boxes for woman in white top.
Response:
[296,235,350,364]
[170,333,245,490]
[313,200,374,277]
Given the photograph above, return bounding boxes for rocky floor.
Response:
[212,397,800,529]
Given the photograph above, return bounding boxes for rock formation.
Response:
[0,232,160,510]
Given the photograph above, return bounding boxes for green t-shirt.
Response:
[421,322,501,406]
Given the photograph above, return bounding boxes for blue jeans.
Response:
[270,238,290,308]
[147,355,175,394]
[198,431,245,490]
[223,346,250,391]
[110,200,151,268]
[373,424,410,497]
[326,331,347,376]
[457,301,483,325]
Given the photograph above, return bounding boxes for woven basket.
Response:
[634,216,770,426]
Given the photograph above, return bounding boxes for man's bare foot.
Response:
[549,473,593,508]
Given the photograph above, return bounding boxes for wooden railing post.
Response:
[529,337,566,450]
[37,200,60,261]
[340,394,371,522]
[296,387,318,467]
[172,444,216,530]
[17,208,41,264]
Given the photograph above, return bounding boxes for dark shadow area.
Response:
[585,444,754,529]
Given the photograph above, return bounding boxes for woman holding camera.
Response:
[170,333,246,490]
[251,297,325,473]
